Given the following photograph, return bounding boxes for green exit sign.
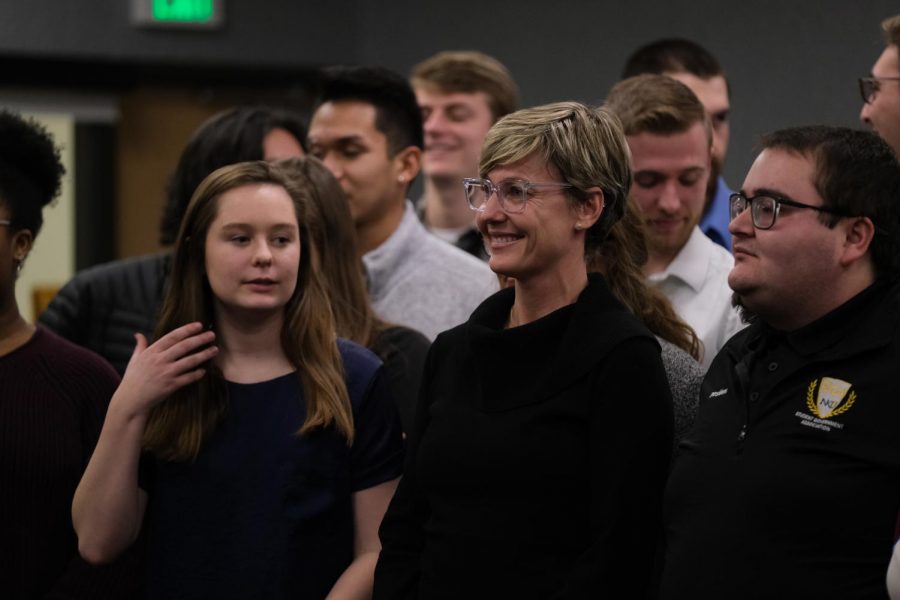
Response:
[132,0,224,29]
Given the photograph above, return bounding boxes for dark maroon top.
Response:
[0,326,141,599]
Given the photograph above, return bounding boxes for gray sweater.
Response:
[363,202,499,341]
[659,338,704,448]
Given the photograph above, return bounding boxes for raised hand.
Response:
[116,322,218,414]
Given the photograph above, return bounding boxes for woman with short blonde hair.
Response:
[375,102,673,597]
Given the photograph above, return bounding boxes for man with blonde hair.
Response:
[605,74,743,368]
[411,51,519,259]
[860,14,900,158]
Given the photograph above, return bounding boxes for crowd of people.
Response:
[3,12,900,600]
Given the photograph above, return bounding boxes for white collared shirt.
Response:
[647,226,745,369]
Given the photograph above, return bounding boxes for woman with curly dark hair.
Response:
[0,110,136,598]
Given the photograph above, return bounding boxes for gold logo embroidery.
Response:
[806,378,857,419]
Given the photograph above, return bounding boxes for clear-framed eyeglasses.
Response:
[463,177,574,214]
[859,76,900,104]
[729,192,851,230]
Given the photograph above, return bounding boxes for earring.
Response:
[574,224,584,230]
[398,175,406,184]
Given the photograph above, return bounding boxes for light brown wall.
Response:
[116,87,230,257]
[17,113,74,321]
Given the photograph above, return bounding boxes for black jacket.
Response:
[662,279,900,600]
[38,253,170,374]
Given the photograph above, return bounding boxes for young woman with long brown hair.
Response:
[73,161,403,599]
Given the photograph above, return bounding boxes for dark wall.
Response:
[0,0,358,67]
[357,0,898,186]
[2,0,898,185]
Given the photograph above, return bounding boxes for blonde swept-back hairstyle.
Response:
[883,14,900,48]
[277,156,389,348]
[605,74,712,146]
[587,200,702,361]
[143,161,353,461]
[479,101,632,251]
[410,50,520,122]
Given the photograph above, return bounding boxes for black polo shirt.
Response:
[661,279,900,600]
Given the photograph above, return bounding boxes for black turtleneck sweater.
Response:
[375,274,674,599]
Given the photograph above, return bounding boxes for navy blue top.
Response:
[140,341,404,599]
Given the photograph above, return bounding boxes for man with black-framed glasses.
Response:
[661,125,900,599]
[860,14,900,158]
